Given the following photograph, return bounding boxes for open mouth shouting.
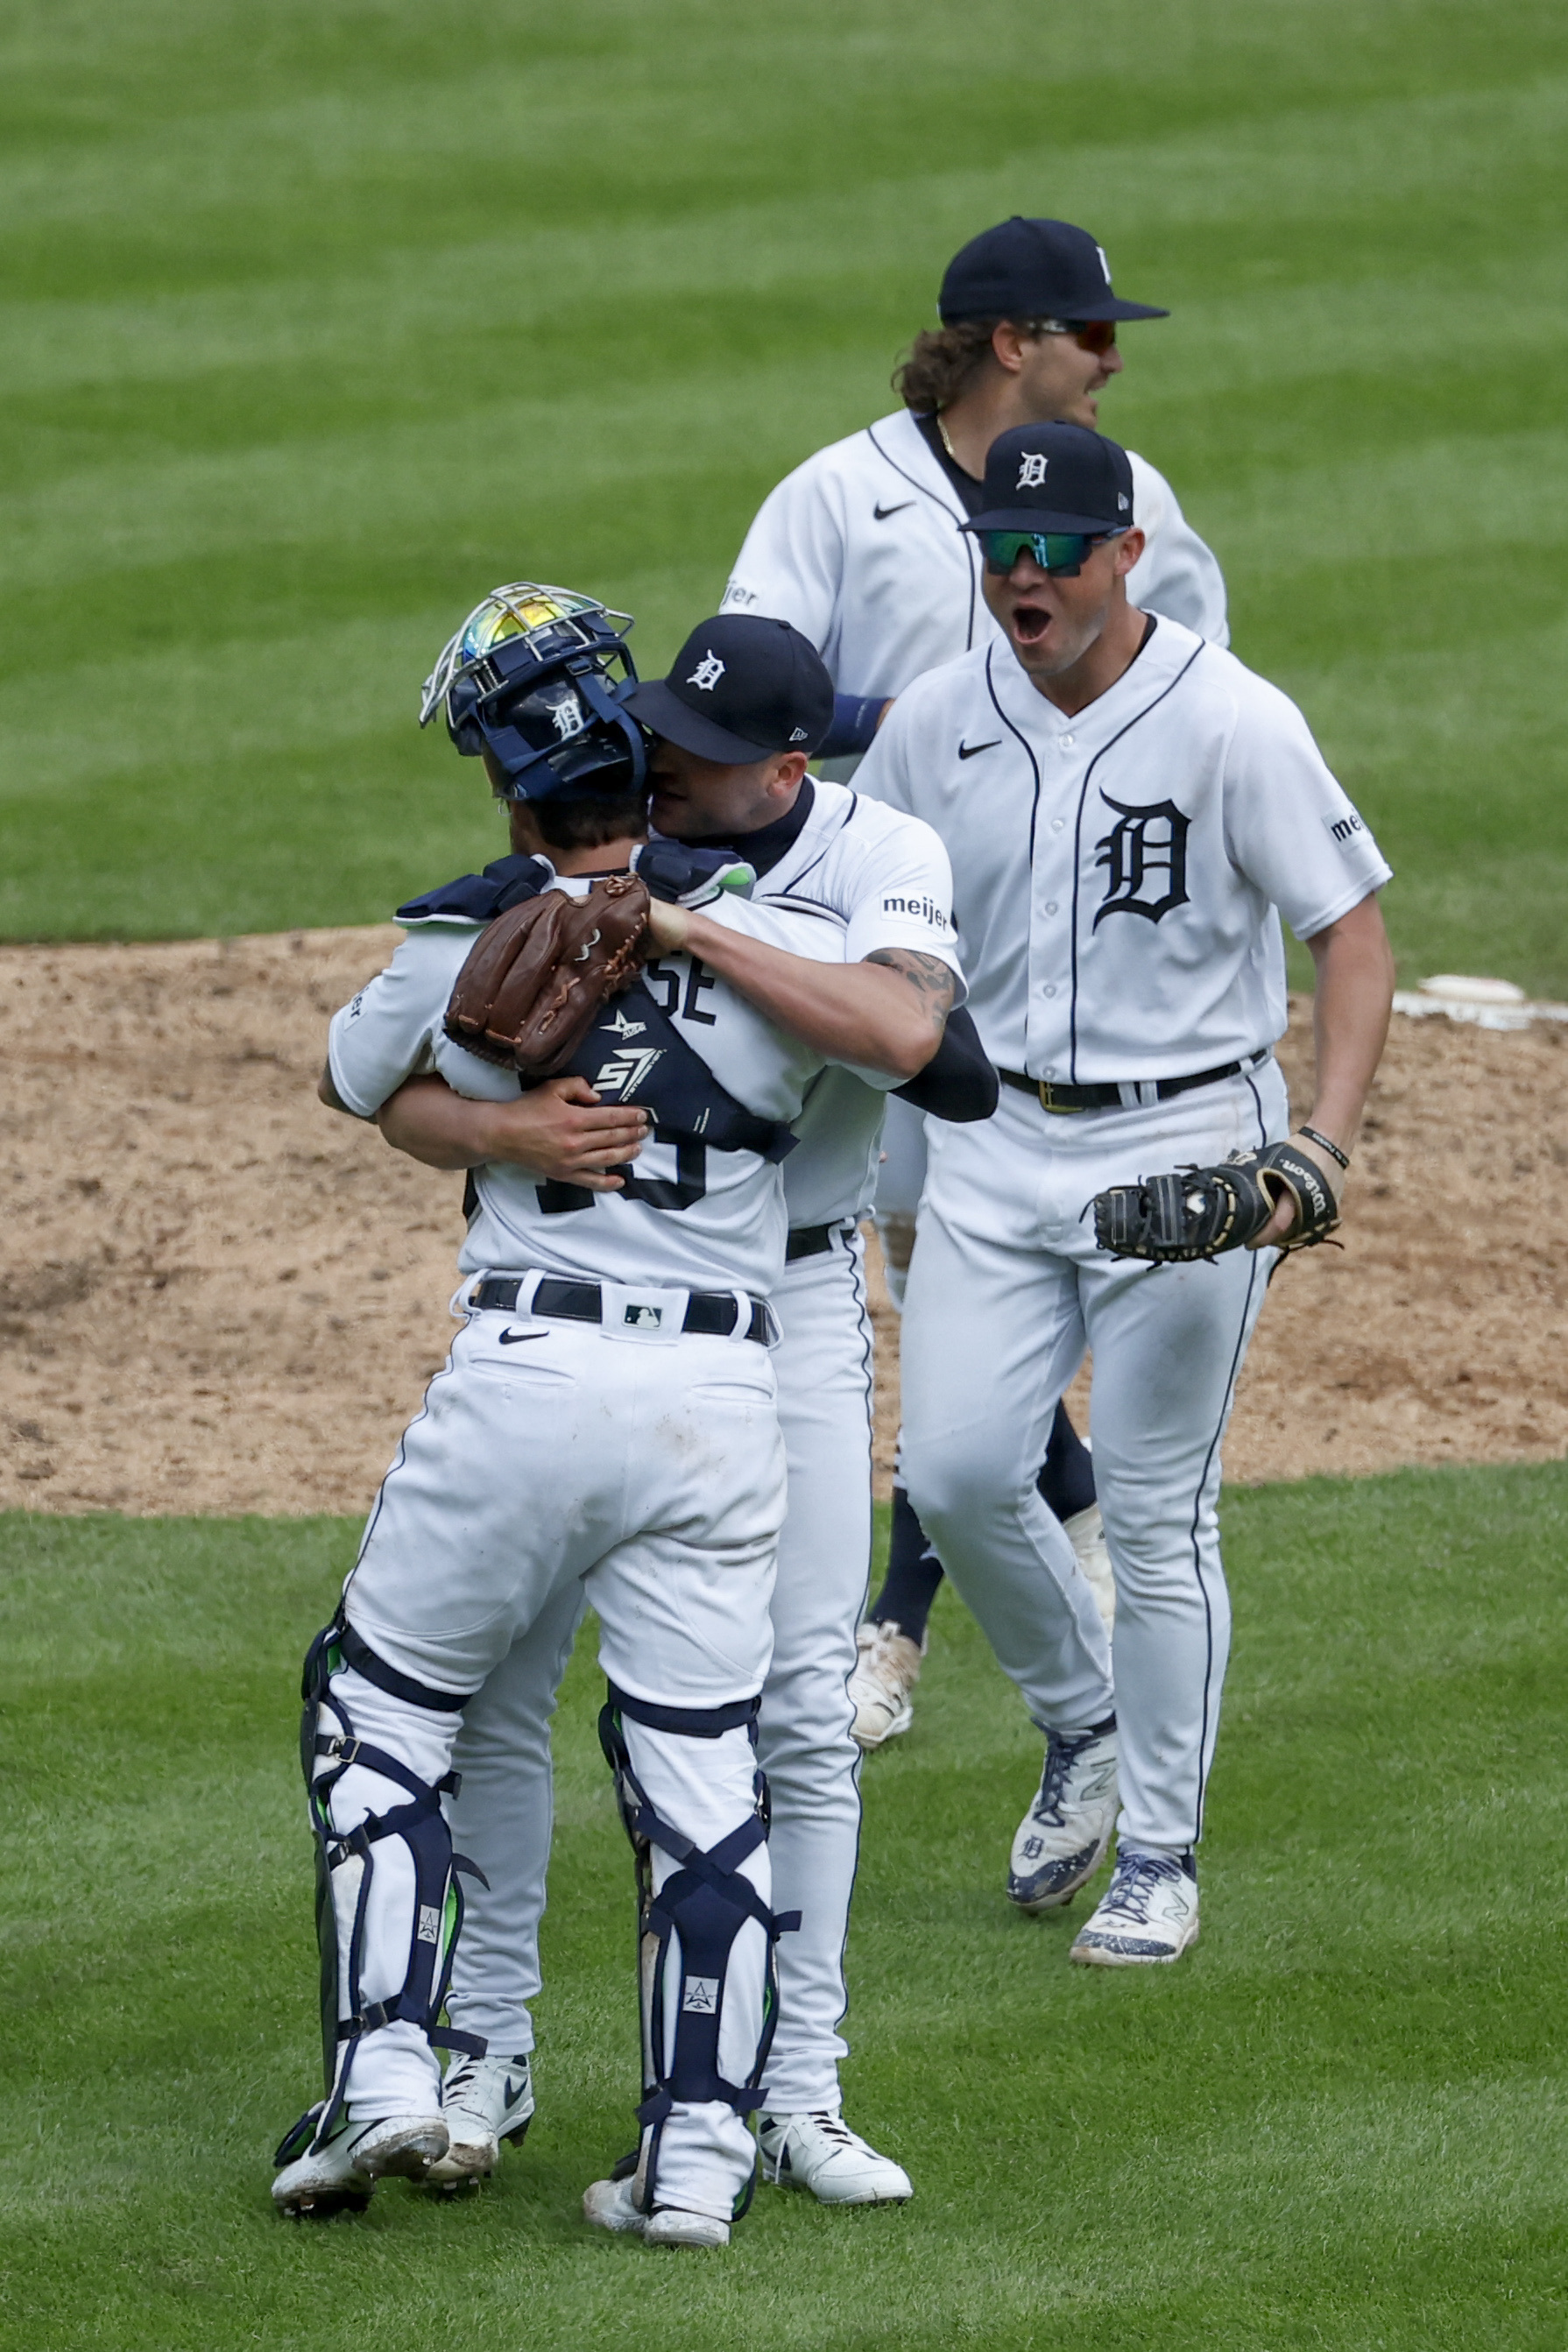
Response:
[1009,601,1054,648]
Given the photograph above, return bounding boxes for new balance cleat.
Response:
[583,2173,730,2247]
[759,2109,913,2205]
[272,2108,449,2217]
[848,1620,924,1749]
[427,2052,535,2186]
[1070,1847,1200,1965]
[1006,1725,1119,1912]
[1063,1502,1116,1630]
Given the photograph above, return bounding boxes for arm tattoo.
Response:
[865,948,956,1038]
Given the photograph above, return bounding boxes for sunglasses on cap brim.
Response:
[980,527,1129,577]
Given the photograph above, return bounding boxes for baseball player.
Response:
[718,215,1231,1743]
[854,421,1395,1961]
[272,590,962,2244]
[376,612,985,2207]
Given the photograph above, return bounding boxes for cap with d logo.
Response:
[626,614,833,763]
[939,217,1168,326]
[961,422,1135,536]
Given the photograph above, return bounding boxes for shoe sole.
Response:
[773,2177,913,2205]
[645,2212,730,2247]
[273,2179,372,2220]
[427,2112,533,2187]
[362,2121,450,2181]
[1070,1923,1200,1967]
[763,2156,914,2205]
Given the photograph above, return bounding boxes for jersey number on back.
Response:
[539,1139,708,1218]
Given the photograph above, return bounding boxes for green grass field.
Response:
[5,11,1565,2347]
[3,0,1566,984]
[4,1466,1565,2352]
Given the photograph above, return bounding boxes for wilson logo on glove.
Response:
[1091,1141,1341,1264]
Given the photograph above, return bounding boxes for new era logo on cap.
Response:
[687,653,725,691]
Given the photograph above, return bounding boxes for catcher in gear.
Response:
[287,585,954,2240]
[1093,1133,1344,1264]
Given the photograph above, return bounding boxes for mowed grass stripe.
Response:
[0,0,1564,975]
[2,1462,1565,2349]
[3,74,1565,404]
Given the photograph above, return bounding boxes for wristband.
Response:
[1296,1125,1349,1171]
[821,692,887,759]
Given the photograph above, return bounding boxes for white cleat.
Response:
[583,2173,730,2247]
[758,2109,913,2206]
[272,2108,449,2217]
[1006,1725,1119,1912]
[427,2052,535,2186]
[1063,1502,1116,1630]
[848,1620,924,1749]
[1070,1847,1200,1966]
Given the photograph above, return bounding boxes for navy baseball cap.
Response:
[939,217,1168,326]
[961,422,1136,535]
[626,615,833,764]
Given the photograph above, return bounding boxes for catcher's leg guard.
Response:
[283,1615,486,2161]
[598,1686,800,2221]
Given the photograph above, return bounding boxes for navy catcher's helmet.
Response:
[418,583,647,802]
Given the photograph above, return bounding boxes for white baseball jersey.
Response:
[720,406,1228,700]
[856,617,1391,1085]
[328,883,887,1298]
[690,776,964,1227]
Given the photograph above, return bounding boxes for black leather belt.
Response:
[785,1222,846,1262]
[470,1274,773,1345]
[998,1049,1268,1116]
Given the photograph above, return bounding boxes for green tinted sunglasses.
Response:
[979,527,1127,577]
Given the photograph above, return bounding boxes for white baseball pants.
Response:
[441,1230,878,2120]
[328,1296,786,2216]
[899,1063,1287,1854]
[758,1225,874,2114]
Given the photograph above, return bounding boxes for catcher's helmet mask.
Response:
[420,583,650,804]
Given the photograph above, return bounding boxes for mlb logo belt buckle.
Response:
[1036,1080,1089,1114]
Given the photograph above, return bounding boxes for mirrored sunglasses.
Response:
[980,528,1127,577]
[1035,317,1119,355]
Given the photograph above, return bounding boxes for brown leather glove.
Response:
[443,874,651,1077]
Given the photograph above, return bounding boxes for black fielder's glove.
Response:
[1091,1141,1340,1265]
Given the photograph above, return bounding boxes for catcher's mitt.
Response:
[1092,1140,1340,1265]
[444,873,650,1077]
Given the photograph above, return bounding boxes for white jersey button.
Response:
[1043,984,1057,998]
[1059,734,1076,750]
[1050,817,1064,832]
[1044,901,1058,915]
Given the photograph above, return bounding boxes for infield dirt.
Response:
[3,929,1563,1515]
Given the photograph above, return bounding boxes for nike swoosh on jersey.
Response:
[957,738,1001,759]
[873,500,915,520]
[498,1327,548,1346]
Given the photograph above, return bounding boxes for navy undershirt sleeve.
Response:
[820,692,888,759]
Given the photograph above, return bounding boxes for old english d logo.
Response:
[1093,795,1190,927]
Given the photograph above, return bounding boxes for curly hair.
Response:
[893,317,1054,413]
